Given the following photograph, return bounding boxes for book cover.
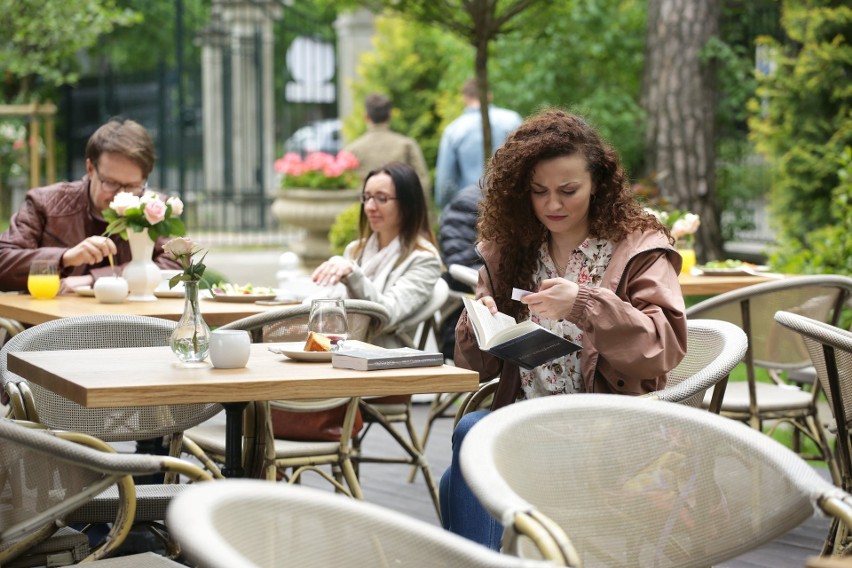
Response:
[462,296,581,370]
[332,347,444,371]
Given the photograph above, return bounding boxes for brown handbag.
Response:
[271,403,364,442]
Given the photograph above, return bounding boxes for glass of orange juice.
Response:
[678,248,697,276]
[28,259,60,299]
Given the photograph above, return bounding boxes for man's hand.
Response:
[62,236,117,268]
[521,278,579,321]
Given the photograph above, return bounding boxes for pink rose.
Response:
[143,198,167,225]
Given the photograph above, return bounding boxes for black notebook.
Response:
[462,297,581,370]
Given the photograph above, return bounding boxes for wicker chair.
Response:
[352,278,450,521]
[454,319,747,422]
[167,479,553,568]
[0,418,210,567]
[774,310,852,555]
[0,315,221,449]
[183,299,390,493]
[686,275,852,481]
[460,394,852,567]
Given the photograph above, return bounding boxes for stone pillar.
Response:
[200,0,282,195]
[333,8,376,133]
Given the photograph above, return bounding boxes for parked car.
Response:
[283,119,342,156]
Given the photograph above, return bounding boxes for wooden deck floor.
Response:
[321,397,832,568]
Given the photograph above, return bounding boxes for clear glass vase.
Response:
[169,280,210,363]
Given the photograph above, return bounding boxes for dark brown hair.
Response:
[479,108,671,310]
[85,118,156,178]
[364,93,392,124]
[353,162,436,264]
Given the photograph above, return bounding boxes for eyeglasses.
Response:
[360,192,398,205]
[93,165,148,195]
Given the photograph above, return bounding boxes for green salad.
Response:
[700,259,745,269]
[211,282,275,295]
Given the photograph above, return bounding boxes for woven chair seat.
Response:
[68,484,185,524]
[85,551,184,566]
[702,381,813,412]
[2,526,89,568]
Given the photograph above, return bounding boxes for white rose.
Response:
[139,191,158,204]
[167,196,184,216]
[163,237,196,259]
[671,213,701,239]
[109,192,141,216]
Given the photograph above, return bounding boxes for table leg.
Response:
[222,401,248,478]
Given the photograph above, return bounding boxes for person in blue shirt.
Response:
[433,78,522,209]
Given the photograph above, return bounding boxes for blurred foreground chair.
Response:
[167,479,553,568]
[461,394,852,567]
[0,418,210,567]
[352,278,450,520]
[686,275,852,480]
[775,310,852,555]
[454,318,748,422]
[183,300,389,493]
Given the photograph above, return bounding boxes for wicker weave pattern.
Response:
[648,319,747,408]
[167,480,552,567]
[0,315,221,440]
[461,394,851,567]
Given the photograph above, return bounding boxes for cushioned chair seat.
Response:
[702,381,814,412]
[68,484,185,524]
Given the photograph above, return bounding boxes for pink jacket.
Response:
[454,229,687,409]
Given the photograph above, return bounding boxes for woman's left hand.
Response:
[521,278,579,321]
[311,256,354,287]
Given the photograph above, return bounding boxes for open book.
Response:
[463,296,581,370]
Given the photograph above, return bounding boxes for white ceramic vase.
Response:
[123,228,161,302]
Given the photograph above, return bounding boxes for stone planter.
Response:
[272,187,360,263]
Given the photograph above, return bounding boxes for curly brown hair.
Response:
[478,108,671,311]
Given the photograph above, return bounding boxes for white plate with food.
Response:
[268,342,333,362]
[73,286,96,297]
[694,260,771,277]
[208,282,277,302]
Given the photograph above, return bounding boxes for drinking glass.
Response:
[308,299,349,351]
[28,259,60,300]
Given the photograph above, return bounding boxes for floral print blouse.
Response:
[519,237,613,399]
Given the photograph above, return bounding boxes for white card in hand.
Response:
[511,287,532,301]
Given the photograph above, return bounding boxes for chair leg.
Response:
[408,392,461,483]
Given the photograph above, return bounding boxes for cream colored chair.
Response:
[183,300,389,495]
[686,275,852,482]
[167,480,553,568]
[0,418,210,567]
[775,310,852,555]
[461,394,852,567]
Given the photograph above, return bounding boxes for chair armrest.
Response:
[454,378,499,427]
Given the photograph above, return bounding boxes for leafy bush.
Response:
[748,2,852,275]
[328,203,361,256]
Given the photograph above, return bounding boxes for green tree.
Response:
[748,1,852,275]
[0,0,140,103]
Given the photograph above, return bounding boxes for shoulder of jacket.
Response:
[28,180,88,215]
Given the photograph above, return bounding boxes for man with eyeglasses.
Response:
[0,118,179,293]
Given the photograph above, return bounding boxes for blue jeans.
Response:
[439,410,503,550]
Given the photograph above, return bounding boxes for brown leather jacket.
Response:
[454,229,688,409]
[0,177,179,292]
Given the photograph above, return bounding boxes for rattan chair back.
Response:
[0,315,221,441]
[167,479,553,568]
[460,394,852,567]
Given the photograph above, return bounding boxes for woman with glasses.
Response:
[0,118,179,293]
[311,161,441,347]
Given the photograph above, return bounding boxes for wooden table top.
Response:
[678,272,783,296]
[7,342,480,408]
[0,292,290,327]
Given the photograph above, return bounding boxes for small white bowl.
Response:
[93,276,129,304]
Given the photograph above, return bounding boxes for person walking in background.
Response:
[344,93,432,202]
[439,109,687,549]
[434,78,522,209]
[0,118,179,294]
[437,183,483,360]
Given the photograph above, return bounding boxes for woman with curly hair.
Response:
[439,109,687,548]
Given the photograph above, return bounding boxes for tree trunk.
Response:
[642,0,724,261]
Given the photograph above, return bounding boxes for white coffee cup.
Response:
[209,330,251,369]
[93,276,129,304]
